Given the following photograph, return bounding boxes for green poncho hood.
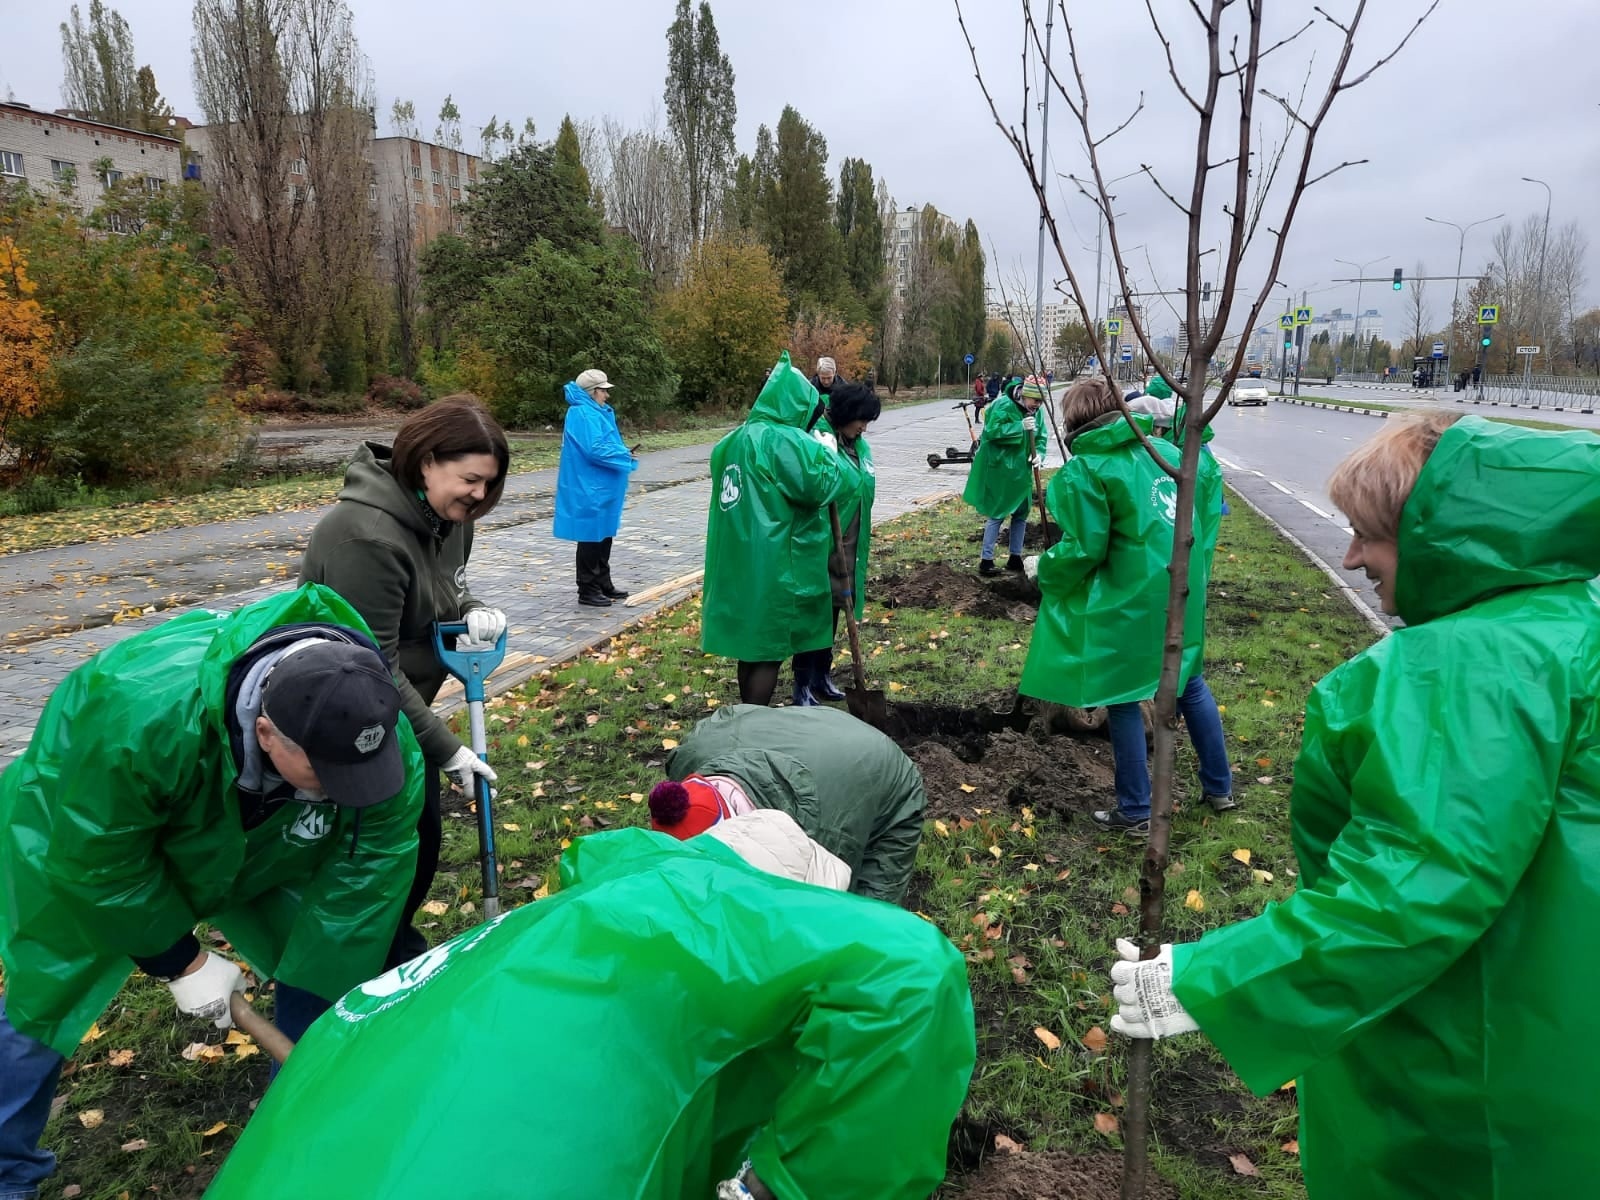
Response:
[1394,416,1600,625]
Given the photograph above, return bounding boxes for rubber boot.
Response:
[813,648,845,701]
[790,655,820,707]
[1005,554,1025,572]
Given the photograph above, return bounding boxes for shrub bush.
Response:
[367,374,427,410]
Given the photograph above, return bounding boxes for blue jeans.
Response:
[1105,674,1232,820]
[981,501,1029,561]
[270,983,332,1079]
[0,998,66,1200]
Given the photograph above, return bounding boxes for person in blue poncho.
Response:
[554,369,640,607]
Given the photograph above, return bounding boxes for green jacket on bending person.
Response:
[652,704,927,904]
[1112,416,1600,1198]
[206,825,976,1200]
[962,389,1049,520]
[0,585,425,1056]
[702,353,847,664]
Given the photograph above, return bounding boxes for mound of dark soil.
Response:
[879,563,1040,622]
[904,723,1115,821]
[954,1150,1178,1199]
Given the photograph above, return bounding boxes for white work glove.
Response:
[1022,555,1040,582]
[463,607,507,645]
[166,952,247,1029]
[1109,938,1199,1039]
[1030,453,1045,469]
[443,745,498,791]
[1021,414,1037,432]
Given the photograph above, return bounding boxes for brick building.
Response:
[0,101,183,216]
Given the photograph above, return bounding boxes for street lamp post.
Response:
[1423,214,1502,389]
[1521,177,1552,401]
[1335,255,1387,378]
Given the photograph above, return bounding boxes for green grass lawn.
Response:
[24,487,1375,1199]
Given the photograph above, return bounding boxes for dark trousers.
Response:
[576,538,614,595]
[792,607,844,680]
[386,766,441,971]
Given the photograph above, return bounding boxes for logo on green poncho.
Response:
[284,803,334,845]
[1150,478,1178,525]
[718,465,743,510]
[333,913,510,1024]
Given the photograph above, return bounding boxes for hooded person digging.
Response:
[0,585,424,1200]
[204,812,976,1200]
[648,704,927,906]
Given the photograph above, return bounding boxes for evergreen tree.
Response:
[555,115,593,203]
[59,1,144,128]
[759,106,844,309]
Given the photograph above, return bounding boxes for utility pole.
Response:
[1335,256,1386,378]
[1293,290,1307,397]
[1521,177,1552,402]
[1424,214,1502,389]
[1032,2,1054,378]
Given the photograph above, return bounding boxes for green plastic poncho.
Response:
[1171,417,1600,1198]
[962,394,1049,519]
[703,354,847,662]
[821,417,876,619]
[667,705,925,903]
[0,585,425,1056]
[1019,415,1221,707]
[206,828,977,1200]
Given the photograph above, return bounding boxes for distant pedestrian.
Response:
[964,375,1049,576]
[811,356,842,398]
[985,373,1002,401]
[554,369,639,608]
[973,376,986,402]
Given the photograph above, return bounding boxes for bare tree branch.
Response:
[1143,0,1204,113]
[1220,18,1314,74]
[1304,158,1368,187]
[1339,0,1442,89]
[1139,163,1192,216]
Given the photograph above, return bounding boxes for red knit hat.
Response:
[648,776,728,838]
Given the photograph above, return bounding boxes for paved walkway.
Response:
[0,397,1007,762]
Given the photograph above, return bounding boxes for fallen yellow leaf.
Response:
[1081,1025,1108,1053]
[1184,889,1206,911]
[662,738,679,749]
[516,734,529,747]
[201,1121,229,1137]
[1093,1112,1120,1135]
[1281,1139,1300,1155]
[79,1023,104,1045]
[988,845,1002,860]
[224,1029,252,1046]
[233,1042,260,1059]
[1251,868,1275,884]
[1033,1026,1062,1051]
[933,820,950,838]
[887,681,905,692]
[78,1109,105,1129]
[1231,847,1252,865]
[500,822,521,832]
[420,900,449,917]
[120,1138,149,1152]
[107,1048,135,1067]
[958,783,977,794]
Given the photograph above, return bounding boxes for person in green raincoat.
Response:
[790,381,880,705]
[963,374,1049,575]
[1018,375,1233,837]
[703,353,846,706]
[647,703,925,904]
[1110,413,1600,1198]
[0,585,424,1198]
[205,820,976,1200]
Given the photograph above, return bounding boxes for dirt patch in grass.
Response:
[1149,1051,1295,1174]
[955,1150,1178,1199]
[897,705,1116,821]
[880,563,1040,622]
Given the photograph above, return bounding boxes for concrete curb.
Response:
[1270,396,1390,419]
[1224,485,1391,640]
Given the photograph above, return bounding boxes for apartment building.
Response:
[0,101,183,216]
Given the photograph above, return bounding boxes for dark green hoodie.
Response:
[300,443,482,763]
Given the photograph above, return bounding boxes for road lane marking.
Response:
[1298,499,1336,520]
[1269,480,1294,495]
[1215,455,1242,470]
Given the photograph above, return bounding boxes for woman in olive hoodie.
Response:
[300,396,510,965]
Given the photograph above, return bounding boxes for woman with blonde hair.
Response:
[1110,412,1600,1198]
[1019,375,1232,836]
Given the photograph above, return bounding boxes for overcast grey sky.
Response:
[6,0,1597,339]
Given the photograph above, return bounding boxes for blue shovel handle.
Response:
[432,621,508,919]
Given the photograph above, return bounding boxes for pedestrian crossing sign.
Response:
[1105,318,1123,335]
[1294,306,1313,326]
[1478,305,1499,324]
[1278,313,1295,330]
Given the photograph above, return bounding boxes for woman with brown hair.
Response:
[300,395,510,964]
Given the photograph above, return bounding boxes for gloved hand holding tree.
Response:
[166,951,248,1029]
[1109,938,1198,1039]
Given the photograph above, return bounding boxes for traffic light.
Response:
[1392,268,1404,291]
[1201,282,1212,302]
[1283,337,1293,351]
[1480,333,1492,348]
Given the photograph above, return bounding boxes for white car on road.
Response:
[1225,379,1271,406]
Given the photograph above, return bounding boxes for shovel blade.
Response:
[844,686,891,730]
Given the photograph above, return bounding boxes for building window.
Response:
[50,159,75,182]
[291,158,306,175]
[144,176,164,194]
[430,169,442,184]
[368,182,378,202]
[410,164,422,180]
[289,183,306,202]
[0,150,24,178]
[102,168,123,190]
[105,212,125,234]
[449,174,460,188]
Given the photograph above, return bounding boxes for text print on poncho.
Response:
[334,911,511,1023]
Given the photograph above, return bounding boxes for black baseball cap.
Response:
[261,642,405,808]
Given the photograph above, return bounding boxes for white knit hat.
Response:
[575,369,613,391]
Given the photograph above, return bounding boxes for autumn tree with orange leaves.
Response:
[0,237,54,455]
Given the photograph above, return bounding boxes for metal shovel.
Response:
[433,621,508,921]
[830,504,890,730]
